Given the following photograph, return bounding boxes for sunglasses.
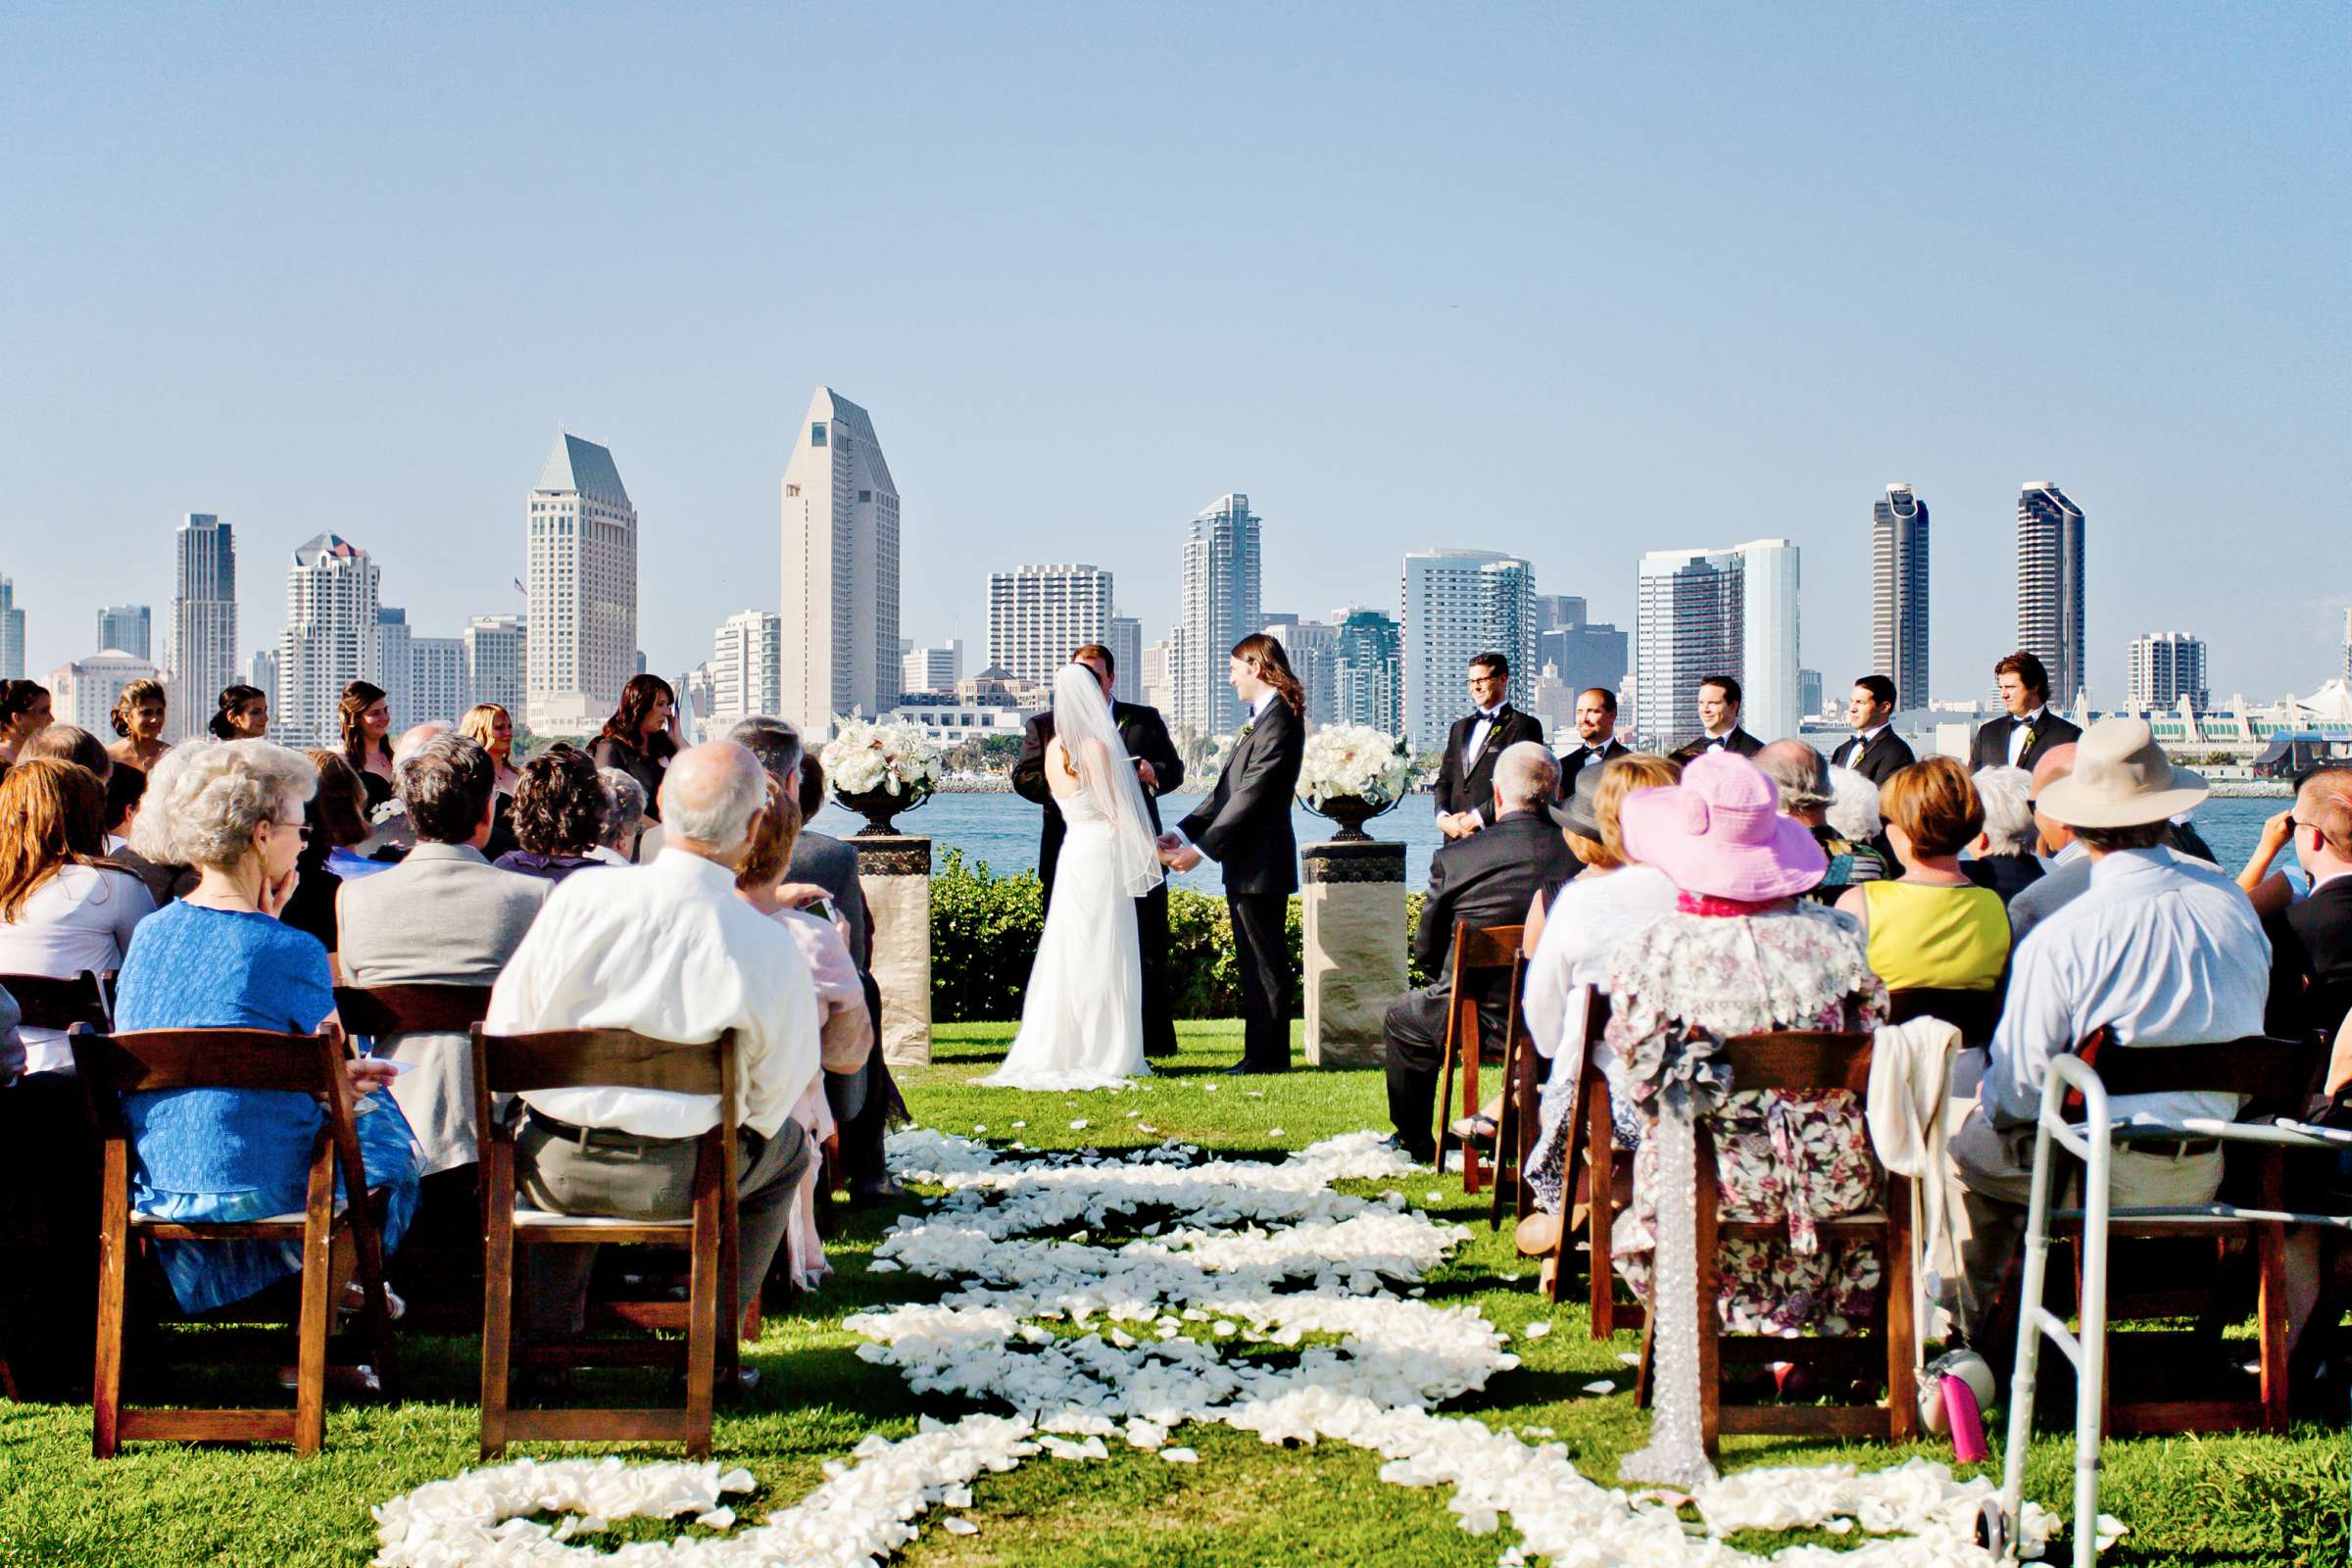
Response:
[273,818,315,842]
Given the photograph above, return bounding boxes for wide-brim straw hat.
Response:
[1545,764,1603,841]
[1618,751,1826,903]
[2034,715,2208,829]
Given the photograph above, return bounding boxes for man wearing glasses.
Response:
[1433,653,1544,841]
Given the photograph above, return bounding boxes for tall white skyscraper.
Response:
[374,607,414,726]
[275,533,380,746]
[45,652,161,732]
[2129,631,2208,710]
[779,388,900,732]
[1172,494,1262,738]
[1871,483,1930,710]
[989,564,1113,686]
[465,614,528,719]
[2018,482,2087,709]
[1107,616,1143,705]
[1739,538,1802,743]
[170,513,238,741]
[1264,615,1340,725]
[901,639,963,697]
[96,605,151,661]
[527,433,638,737]
[1399,549,1536,751]
[710,609,785,728]
[412,637,468,722]
[1632,539,1800,749]
[1142,638,1175,715]
[1334,608,1402,736]
[0,575,23,680]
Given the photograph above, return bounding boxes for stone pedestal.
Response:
[854,835,934,1067]
[1300,840,1406,1068]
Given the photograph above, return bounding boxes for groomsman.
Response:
[1012,643,1186,1057]
[1831,675,1916,786]
[1554,686,1629,791]
[1668,674,1764,762]
[1968,651,2082,773]
[1433,653,1545,840]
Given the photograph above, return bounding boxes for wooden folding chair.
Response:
[1433,923,1528,1195]
[472,1024,743,1458]
[1,968,114,1034]
[1544,991,1627,1339]
[71,1022,398,1457]
[1638,1031,1918,1455]
[1886,986,2002,1045]
[332,980,493,1042]
[2049,1035,2320,1436]
[0,970,113,1399]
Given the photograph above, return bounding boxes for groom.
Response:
[1157,633,1306,1075]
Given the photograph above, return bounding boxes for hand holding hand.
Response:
[1166,846,1203,873]
[1153,831,1181,855]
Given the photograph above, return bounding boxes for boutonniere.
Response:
[1237,720,1256,744]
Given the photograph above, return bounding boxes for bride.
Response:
[984,662,1165,1090]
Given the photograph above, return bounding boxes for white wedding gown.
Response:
[984,781,1148,1090]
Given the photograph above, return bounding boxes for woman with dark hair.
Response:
[106,679,171,772]
[494,745,609,884]
[279,751,378,961]
[338,680,395,811]
[589,673,678,823]
[210,684,270,741]
[0,679,54,766]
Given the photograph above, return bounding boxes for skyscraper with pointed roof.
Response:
[1871,483,1929,710]
[526,432,639,736]
[275,532,380,746]
[2018,481,2087,708]
[779,388,900,731]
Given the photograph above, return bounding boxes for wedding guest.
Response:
[1605,751,1889,1334]
[280,751,376,960]
[1969,651,2081,773]
[104,679,171,773]
[492,746,607,885]
[459,704,522,795]
[1964,765,2045,906]
[2244,766,2352,1040]
[97,760,178,905]
[1553,687,1629,787]
[1667,674,1763,762]
[209,683,270,741]
[1836,758,2008,993]
[339,680,396,811]
[1830,675,1915,786]
[1383,742,1577,1160]
[1433,653,1544,840]
[786,751,872,971]
[590,766,647,866]
[590,673,679,824]
[0,680,53,766]
[487,741,820,1368]
[18,723,112,780]
[0,760,155,1078]
[2005,744,2094,945]
[1756,740,1884,903]
[1827,763,1885,850]
[115,739,420,1323]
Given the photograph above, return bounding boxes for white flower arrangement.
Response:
[821,717,944,800]
[368,798,407,826]
[1296,723,1413,808]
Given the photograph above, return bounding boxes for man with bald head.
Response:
[487,741,822,1376]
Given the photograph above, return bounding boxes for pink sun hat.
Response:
[1618,750,1827,903]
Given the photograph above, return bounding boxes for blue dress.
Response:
[115,902,420,1314]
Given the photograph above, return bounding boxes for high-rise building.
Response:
[1871,482,1930,710]
[679,663,716,738]
[1800,667,1825,720]
[1107,616,1143,705]
[526,433,638,737]
[374,608,414,726]
[779,388,900,732]
[0,575,23,680]
[988,564,1113,687]
[710,609,786,728]
[1172,494,1262,739]
[901,639,964,697]
[1531,594,1589,632]
[249,650,276,709]
[275,533,380,747]
[1399,549,1536,751]
[1264,615,1339,724]
[1333,607,1403,737]
[2343,610,2352,681]
[45,652,161,732]
[170,513,238,741]
[96,605,151,662]
[2018,482,2087,709]
[2128,631,2208,710]
[464,614,527,720]
[1632,539,1801,750]
[1534,606,1629,704]
[1142,638,1175,715]
[412,637,467,723]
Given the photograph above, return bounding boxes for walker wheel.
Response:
[1974,1497,2011,1558]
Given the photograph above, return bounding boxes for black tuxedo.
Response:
[2267,876,2352,1042]
[1383,812,1580,1158]
[1831,728,1916,787]
[1012,701,1185,1056]
[1433,706,1545,823]
[1669,727,1764,763]
[1554,737,1630,795]
[1177,699,1306,1071]
[1969,710,2082,774]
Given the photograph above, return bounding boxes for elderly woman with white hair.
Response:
[1962,764,2045,906]
[114,739,420,1319]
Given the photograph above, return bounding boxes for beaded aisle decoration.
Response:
[1616,1094,1717,1492]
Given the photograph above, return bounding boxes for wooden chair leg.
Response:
[1885,1175,1919,1442]
[1588,1084,1616,1341]
[2258,1221,2289,1433]
[1489,1030,1519,1231]
[1433,1017,1459,1177]
[292,1162,336,1457]
[1547,1112,1585,1307]
[478,1160,515,1459]
[684,1183,719,1457]
[1462,1035,1484,1196]
[91,1149,128,1459]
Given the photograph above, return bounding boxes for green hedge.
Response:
[930,848,1430,1022]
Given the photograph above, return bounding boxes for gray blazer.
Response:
[791,830,871,973]
[336,842,551,1176]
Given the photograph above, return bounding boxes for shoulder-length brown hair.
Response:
[305,750,374,849]
[735,774,805,892]
[1230,633,1305,718]
[0,759,109,920]
[599,674,678,761]
[338,680,392,772]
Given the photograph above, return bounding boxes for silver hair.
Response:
[132,737,317,869]
[1824,765,1883,844]
[1972,765,2035,854]
[725,715,803,786]
[596,766,647,848]
[1756,744,1833,813]
[658,743,766,849]
[1492,741,1560,812]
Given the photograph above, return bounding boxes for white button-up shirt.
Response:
[489,849,821,1139]
[2007,708,2048,766]
[1987,848,2271,1130]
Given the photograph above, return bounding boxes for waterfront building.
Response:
[96,605,150,662]
[989,564,1113,687]
[2018,481,2087,708]
[902,639,963,698]
[275,533,380,747]
[45,652,160,732]
[710,609,786,729]
[1172,494,1262,740]
[1533,606,1629,704]
[1264,615,1339,724]
[2129,631,2208,711]
[527,432,638,738]
[249,650,275,710]
[1531,594,1588,632]
[411,636,467,724]
[1872,482,1930,709]
[679,663,715,737]
[884,697,1031,741]
[374,608,414,726]
[1801,667,1825,719]
[1633,538,1800,749]
[170,513,238,741]
[1142,638,1174,715]
[779,387,900,732]
[465,614,527,719]
[1333,606,1403,737]
[1400,549,1535,751]
[1107,616,1142,705]
[0,575,22,681]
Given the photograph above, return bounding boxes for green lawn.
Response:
[0,1022,2343,1566]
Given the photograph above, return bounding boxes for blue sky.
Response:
[4,3,2345,707]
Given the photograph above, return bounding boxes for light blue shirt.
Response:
[1988,848,2271,1130]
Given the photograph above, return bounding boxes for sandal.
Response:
[1447,1114,1499,1144]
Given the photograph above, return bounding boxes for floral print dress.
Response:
[1605,901,1888,1336]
